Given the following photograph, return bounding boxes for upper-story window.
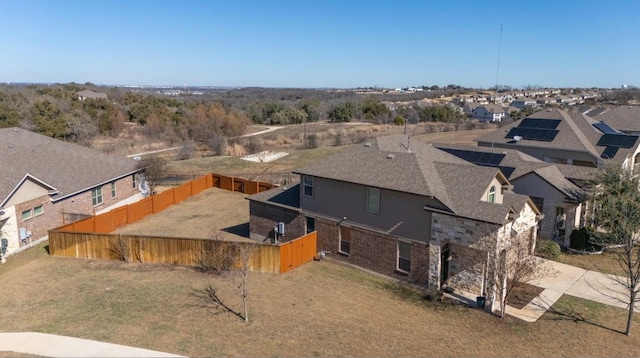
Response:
[488,185,496,203]
[366,187,380,214]
[111,182,117,198]
[303,176,314,197]
[92,187,103,206]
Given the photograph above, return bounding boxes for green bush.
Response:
[535,240,561,260]
[570,227,590,250]
[393,116,406,126]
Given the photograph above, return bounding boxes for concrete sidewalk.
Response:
[505,258,638,322]
[0,332,184,358]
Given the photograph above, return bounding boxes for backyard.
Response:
[0,244,639,357]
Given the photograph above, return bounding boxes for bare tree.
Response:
[135,154,168,195]
[588,164,640,335]
[200,230,259,322]
[452,223,551,318]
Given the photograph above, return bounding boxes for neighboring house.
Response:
[471,104,507,122]
[248,135,542,312]
[0,128,142,255]
[593,106,640,136]
[435,143,596,247]
[77,90,108,101]
[475,108,640,172]
[511,98,537,109]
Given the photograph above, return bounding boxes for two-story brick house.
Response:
[248,135,542,312]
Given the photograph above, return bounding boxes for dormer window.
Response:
[488,185,496,203]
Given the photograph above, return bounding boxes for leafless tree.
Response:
[135,154,168,195]
[200,230,259,322]
[453,223,552,318]
[588,164,640,335]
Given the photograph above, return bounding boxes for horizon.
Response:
[1,0,639,89]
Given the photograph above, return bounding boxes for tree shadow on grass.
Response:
[190,286,244,321]
[540,297,624,334]
[222,223,249,238]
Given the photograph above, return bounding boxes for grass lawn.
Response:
[2,244,640,357]
[558,249,628,277]
[113,187,251,240]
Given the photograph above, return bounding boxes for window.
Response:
[488,185,496,203]
[21,209,32,221]
[33,205,43,217]
[132,174,136,189]
[366,187,380,214]
[111,182,117,198]
[339,225,351,255]
[306,216,315,234]
[92,187,103,206]
[397,241,411,273]
[303,175,314,197]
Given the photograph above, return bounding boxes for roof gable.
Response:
[0,128,138,204]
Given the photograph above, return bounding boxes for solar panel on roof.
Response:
[437,148,505,167]
[467,151,483,162]
[520,118,561,129]
[593,122,620,135]
[621,135,639,148]
[506,127,558,141]
[601,146,620,159]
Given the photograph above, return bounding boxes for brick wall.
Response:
[249,201,305,243]
[14,175,138,247]
[315,217,429,285]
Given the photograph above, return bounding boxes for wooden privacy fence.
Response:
[55,173,276,234]
[49,172,315,273]
[48,231,316,274]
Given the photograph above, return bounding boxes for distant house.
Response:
[0,128,143,256]
[594,106,640,136]
[475,108,640,171]
[511,98,537,109]
[434,143,595,246]
[471,104,507,122]
[248,135,541,312]
[77,90,108,101]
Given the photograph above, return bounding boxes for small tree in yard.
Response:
[588,164,640,335]
[200,230,259,322]
[459,223,551,319]
[135,154,168,196]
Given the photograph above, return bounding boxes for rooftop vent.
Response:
[513,136,522,142]
[387,154,395,159]
[364,142,372,147]
[11,128,18,132]
[7,145,13,149]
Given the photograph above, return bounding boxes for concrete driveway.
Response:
[506,258,638,322]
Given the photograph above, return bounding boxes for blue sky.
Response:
[1,0,638,88]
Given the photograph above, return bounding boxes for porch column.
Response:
[428,242,441,290]
[564,205,578,247]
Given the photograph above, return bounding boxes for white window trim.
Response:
[111,182,117,199]
[92,187,104,207]
[488,185,496,203]
[33,205,44,217]
[21,209,33,221]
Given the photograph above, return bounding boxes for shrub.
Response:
[393,116,406,126]
[570,227,590,250]
[535,240,561,260]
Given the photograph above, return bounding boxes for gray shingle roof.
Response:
[0,128,138,205]
[594,106,640,132]
[475,107,639,163]
[246,184,300,210]
[294,134,530,224]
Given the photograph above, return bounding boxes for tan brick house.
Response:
[0,128,142,255]
[248,135,542,312]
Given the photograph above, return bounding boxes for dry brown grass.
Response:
[1,245,640,357]
[559,248,629,277]
[113,188,250,240]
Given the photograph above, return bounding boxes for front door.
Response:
[440,243,450,287]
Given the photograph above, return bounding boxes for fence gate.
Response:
[279,232,317,273]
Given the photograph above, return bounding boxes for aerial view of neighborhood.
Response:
[1,1,640,357]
